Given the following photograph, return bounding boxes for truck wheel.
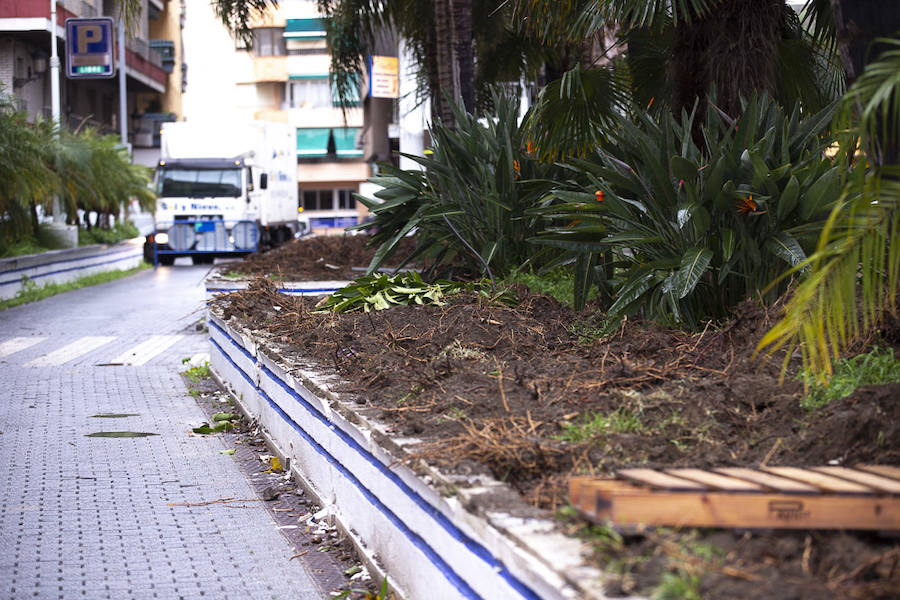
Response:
[158,255,176,266]
[191,255,215,265]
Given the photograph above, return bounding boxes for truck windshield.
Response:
[158,168,242,198]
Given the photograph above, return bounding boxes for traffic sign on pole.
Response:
[65,17,116,79]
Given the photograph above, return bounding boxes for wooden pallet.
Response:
[570,465,900,530]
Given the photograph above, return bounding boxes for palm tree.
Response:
[0,90,58,243]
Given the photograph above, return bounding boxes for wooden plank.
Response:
[812,467,900,495]
[575,479,645,520]
[714,467,820,493]
[665,469,765,492]
[580,487,900,530]
[569,477,587,507]
[856,465,900,482]
[617,468,708,491]
[761,467,875,494]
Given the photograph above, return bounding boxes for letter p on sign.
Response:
[77,25,103,54]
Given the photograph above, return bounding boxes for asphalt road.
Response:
[0,264,326,599]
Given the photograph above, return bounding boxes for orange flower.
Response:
[513,160,521,177]
[736,195,758,215]
[595,189,605,202]
[525,140,536,155]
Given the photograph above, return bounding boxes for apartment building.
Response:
[182,0,394,233]
[0,0,184,166]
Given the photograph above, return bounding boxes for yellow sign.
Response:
[369,56,399,99]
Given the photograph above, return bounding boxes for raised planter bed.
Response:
[0,239,144,300]
[207,306,609,600]
[206,276,900,599]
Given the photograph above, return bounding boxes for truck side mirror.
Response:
[260,173,268,190]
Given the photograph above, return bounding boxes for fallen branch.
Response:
[167,497,261,507]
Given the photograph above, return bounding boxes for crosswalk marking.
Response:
[25,336,116,367]
[0,337,48,358]
[107,335,184,366]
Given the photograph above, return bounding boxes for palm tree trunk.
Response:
[671,0,783,118]
[433,0,458,127]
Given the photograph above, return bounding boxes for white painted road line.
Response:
[107,335,184,366]
[26,336,116,367]
[0,337,48,358]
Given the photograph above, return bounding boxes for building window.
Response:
[302,189,358,211]
[338,189,356,210]
[251,28,285,57]
[287,78,332,109]
[302,190,326,211]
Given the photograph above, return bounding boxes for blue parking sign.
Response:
[65,18,116,79]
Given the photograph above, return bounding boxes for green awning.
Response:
[284,18,327,39]
[288,74,329,80]
[296,128,363,158]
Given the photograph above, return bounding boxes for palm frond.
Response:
[595,0,721,28]
[759,39,900,379]
[758,169,900,378]
[523,64,629,162]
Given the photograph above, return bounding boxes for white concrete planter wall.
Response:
[208,308,611,600]
[0,240,144,300]
[205,275,349,298]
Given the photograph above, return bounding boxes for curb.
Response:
[0,239,144,300]
[207,307,612,600]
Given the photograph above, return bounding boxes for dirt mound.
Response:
[219,234,416,280]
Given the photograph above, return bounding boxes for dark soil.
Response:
[218,234,415,281]
[214,276,900,599]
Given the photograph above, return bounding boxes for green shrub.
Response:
[532,95,841,328]
[79,220,141,246]
[354,92,563,280]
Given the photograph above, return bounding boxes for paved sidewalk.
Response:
[0,267,325,599]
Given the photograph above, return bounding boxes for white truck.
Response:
[144,121,305,265]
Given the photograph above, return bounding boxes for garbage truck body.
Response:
[145,121,302,265]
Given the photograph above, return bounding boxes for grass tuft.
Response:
[504,266,577,306]
[182,362,211,383]
[800,346,900,410]
[557,408,644,442]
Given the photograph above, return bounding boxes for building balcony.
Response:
[250,56,287,83]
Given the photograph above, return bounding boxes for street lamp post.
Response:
[47,0,77,247]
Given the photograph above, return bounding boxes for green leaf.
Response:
[220,448,236,455]
[765,232,807,267]
[212,412,237,422]
[800,169,840,219]
[677,247,713,299]
[777,174,800,220]
[192,422,234,435]
[670,155,699,182]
